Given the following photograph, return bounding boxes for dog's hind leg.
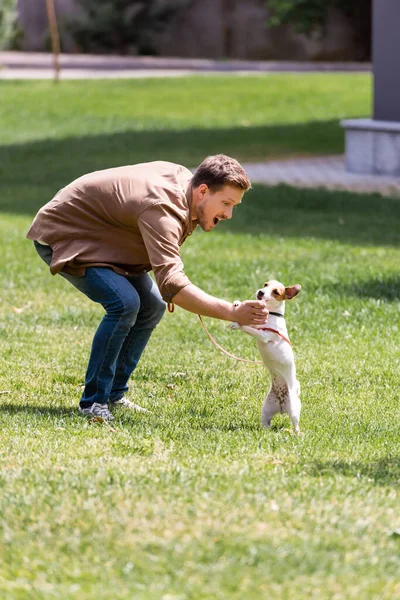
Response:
[288,394,301,435]
[290,413,301,435]
[261,394,279,429]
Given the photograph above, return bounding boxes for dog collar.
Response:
[268,311,284,318]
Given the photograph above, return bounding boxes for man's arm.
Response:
[137,206,267,326]
[173,284,268,327]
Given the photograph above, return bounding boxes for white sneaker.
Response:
[79,402,115,422]
[111,396,151,413]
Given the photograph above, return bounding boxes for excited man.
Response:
[27,155,268,421]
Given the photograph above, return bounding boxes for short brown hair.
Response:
[191,154,252,192]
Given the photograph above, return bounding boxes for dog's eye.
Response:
[264,282,269,287]
[273,289,279,295]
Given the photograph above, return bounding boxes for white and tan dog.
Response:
[230,280,302,434]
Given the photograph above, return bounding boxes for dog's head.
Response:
[256,280,301,309]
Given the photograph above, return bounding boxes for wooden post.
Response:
[45,0,61,82]
[221,0,234,59]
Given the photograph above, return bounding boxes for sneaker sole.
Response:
[78,409,115,422]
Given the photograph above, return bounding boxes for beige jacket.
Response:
[27,161,198,301]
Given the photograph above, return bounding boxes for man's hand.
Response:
[232,300,269,326]
[172,284,269,325]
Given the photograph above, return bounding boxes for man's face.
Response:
[194,184,244,232]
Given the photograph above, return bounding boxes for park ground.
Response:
[0,74,399,599]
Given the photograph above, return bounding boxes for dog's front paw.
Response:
[229,322,241,330]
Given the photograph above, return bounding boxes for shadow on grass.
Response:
[307,458,400,486]
[331,275,400,302]
[0,402,78,418]
[223,184,400,247]
[1,120,400,248]
[0,119,341,215]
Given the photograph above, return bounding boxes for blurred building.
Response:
[17,0,359,60]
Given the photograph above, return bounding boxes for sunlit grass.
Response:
[0,75,371,144]
[1,74,399,599]
[1,183,400,599]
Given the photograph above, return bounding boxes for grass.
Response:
[0,75,371,201]
[1,74,400,599]
[0,74,371,216]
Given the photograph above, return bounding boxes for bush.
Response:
[67,0,190,55]
[0,0,18,50]
[267,0,371,60]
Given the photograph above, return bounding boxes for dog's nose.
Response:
[257,290,264,300]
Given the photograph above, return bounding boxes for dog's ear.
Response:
[285,284,301,300]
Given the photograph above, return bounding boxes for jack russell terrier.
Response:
[229,280,302,434]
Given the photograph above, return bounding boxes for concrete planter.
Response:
[341,118,400,176]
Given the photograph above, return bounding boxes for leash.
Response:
[198,314,263,364]
[258,327,292,347]
[168,302,291,364]
[198,315,293,363]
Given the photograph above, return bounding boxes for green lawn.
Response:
[0,74,372,215]
[1,75,400,600]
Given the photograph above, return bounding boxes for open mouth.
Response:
[213,217,219,225]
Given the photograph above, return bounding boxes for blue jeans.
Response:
[34,242,166,407]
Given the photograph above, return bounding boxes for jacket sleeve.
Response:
[137,203,193,301]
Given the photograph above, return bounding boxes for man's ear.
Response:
[198,183,208,198]
[285,284,301,300]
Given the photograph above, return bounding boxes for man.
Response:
[27,154,268,421]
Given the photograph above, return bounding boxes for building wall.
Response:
[17,0,356,60]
